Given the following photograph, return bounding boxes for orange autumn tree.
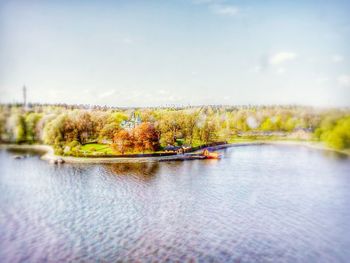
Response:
[112,130,134,154]
[133,122,159,153]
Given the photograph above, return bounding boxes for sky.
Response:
[1,0,350,107]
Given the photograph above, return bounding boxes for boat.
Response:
[202,148,221,159]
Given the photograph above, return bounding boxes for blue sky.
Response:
[1,0,350,106]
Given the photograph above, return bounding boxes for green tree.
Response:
[320,116,350,149]
[158,111,184,145]
[25,113,42,143]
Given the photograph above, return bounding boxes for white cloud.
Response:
[331,54,344,63]
[98,90,116,99]
[193,1,239,17]
[269,52,297,65]
[337,74,350,87]
[211,4,239,16]
[254,52,297,73]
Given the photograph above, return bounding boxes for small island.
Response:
[1,104,349,163]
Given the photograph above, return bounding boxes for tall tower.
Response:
[23,85,27,108]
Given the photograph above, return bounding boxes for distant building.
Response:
[23,85,27,108]
[120,112,142,130]
[164,145,185,154]
[164,145,181,152]
[164,144,191,154]
[22,85,30,111]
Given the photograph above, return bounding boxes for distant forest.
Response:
[0,104,349,156]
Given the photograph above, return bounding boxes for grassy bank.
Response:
[2,139,349,165]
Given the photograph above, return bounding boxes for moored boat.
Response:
[203,149,221,159]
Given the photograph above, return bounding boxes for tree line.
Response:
[0,104,349,155]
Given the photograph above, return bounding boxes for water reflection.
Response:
[104,162,160,181]
[7,148,46,157]
[321,149,349,160]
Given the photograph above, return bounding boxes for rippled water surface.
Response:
[1,145,350,262]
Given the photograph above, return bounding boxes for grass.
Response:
[79,143,169,156]
[80,143,115,155]
[191,139,206,147]
[77,136,317,156]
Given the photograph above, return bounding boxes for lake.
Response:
[1,145,350,262]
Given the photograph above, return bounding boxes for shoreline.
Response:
[192,140,350,156]
[1,140,349,164]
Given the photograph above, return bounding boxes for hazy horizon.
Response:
[1,0,350,107]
